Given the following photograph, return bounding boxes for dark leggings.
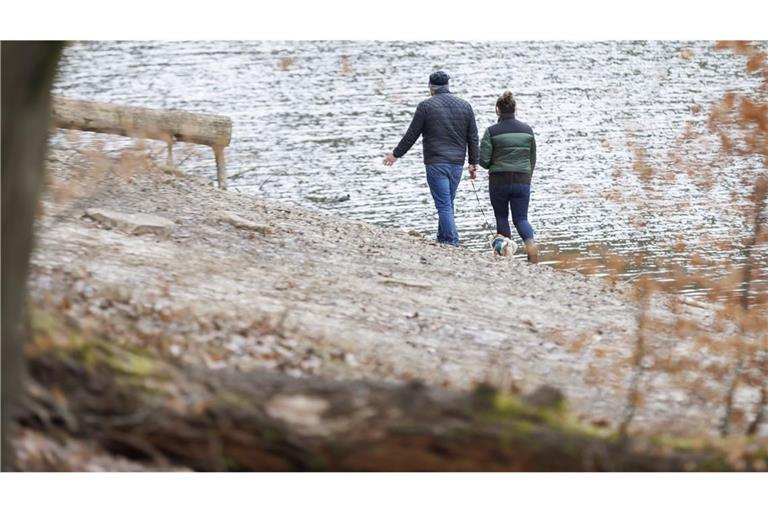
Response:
[489,173,534,242]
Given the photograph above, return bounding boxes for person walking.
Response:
[383,71,479,247]
[478,91,539,263]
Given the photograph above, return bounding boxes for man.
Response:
[383,71,479,247]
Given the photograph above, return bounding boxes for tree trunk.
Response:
[20,329,767,471]
[1,41,63,471]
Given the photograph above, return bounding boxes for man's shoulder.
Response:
[427,93,472,108]
[445,94,473,109]
[415,97,439,113]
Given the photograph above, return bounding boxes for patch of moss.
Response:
[492,393,531,417]
[107,347,157,377]
[219,390,254,409]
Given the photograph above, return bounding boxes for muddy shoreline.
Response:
[27,146,763,448]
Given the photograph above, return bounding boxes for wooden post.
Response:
[166,141,174,168]
[214,146,227,190]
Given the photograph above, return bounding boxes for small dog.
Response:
[489,233,518,257]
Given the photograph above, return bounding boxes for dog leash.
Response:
[469,176,495,237]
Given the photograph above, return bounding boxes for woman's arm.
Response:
[479,127,492,169]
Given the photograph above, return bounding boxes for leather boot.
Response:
[524,239,539,264]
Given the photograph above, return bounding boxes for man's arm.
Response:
[479,128,492,169]
[466,107,479,165]
[530,133,537,174]
[392,103,426,158]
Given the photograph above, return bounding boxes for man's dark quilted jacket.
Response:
[393,87,479,165]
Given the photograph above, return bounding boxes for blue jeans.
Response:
[425,163,463,246]
[489,178,534,242]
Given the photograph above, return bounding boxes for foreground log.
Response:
[20,319,768,471]
[50,96,232,189]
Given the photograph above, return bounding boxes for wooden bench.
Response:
[51,96,233,189]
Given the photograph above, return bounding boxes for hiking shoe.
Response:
[525,240,539,264]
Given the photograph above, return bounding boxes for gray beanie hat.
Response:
[428,71,450,86]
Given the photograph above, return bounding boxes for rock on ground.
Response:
[84,208,174,237]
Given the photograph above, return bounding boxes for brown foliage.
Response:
[559,41,768,437]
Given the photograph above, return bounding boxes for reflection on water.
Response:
[53,41,767,299]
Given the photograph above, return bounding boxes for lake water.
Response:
[52,40,767,299]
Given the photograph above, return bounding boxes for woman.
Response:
[478,91,538,263]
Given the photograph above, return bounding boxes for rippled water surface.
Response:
[53,41,767,297]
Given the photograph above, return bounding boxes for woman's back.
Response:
[479,114,536,179]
